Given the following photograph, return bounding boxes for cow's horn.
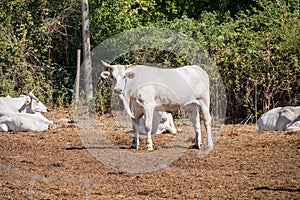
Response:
[101,60,112,68]
[28,90,38,100]
[125,64,133,69]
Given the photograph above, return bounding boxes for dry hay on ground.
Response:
[0,109,299,199]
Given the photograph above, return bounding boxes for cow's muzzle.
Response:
[114,88,122,95]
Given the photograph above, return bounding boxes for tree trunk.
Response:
[81,0,93,101]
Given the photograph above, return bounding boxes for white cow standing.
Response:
[0,91,52,132]
[257,106,300,132]
[139,111,177,135]
[101,61,212,151]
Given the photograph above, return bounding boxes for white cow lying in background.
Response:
[0,91,52,132]
[257,106,300,132]
[139,111,177,135]
[0,91,48,114]
[0,112,53,132]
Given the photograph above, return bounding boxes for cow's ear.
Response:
[126,72,135,79]
[101,71,111,79]
[25,99,30,105]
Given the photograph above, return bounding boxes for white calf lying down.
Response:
[0,112,53,132]
[257,106,300,132]
[139,111,177,135]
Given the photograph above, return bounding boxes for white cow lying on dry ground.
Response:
[257,106,300,132]
[0,91,48,114]
[0,91,52,132]
[139,111,177,135]
[0,112,53,132]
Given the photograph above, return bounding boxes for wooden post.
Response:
[75,49,81,109]
[81,0,93,101]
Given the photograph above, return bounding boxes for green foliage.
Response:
[91,0,299,122]
[211,0,300,122]
[90,0,162,44]
[0,0,298,123]
[0,0,79,105]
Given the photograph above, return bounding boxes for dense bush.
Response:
[0,0,299,122]
[0,0,80,106]
[213,1,300,122]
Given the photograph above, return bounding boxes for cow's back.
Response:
[0,96,26,113]
[126,65,209,109]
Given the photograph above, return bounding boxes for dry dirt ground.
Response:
[0,109,299,199]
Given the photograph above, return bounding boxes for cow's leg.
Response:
[186,105,202,149]
[199,99,213,148]
[167,113,176,134]
[144,106,155,151]
[184,104,202,148]
[286,117,300,131]
[0,116,11,132]
[0,123,8,132]
[131,108,144,149]
[131,117,140,149]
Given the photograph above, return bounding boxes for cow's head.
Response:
[101,60,135,95]
[28,91,48,113]
[18,91,48,113]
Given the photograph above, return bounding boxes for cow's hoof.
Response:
[202,145,213,153]
[146,144,154,151]
[193,144,202,149]
[131,144,138,149]
[147,146,154,151]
